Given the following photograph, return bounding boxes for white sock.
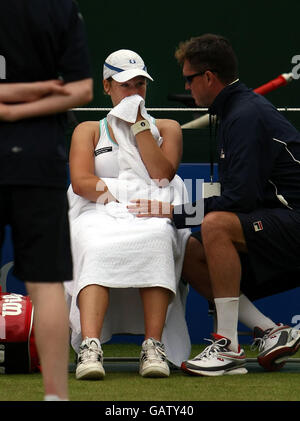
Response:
[44,394,69,401]
[214,297,239,352]
[238,294,277,331]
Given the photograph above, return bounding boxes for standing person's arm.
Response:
[0,79,73,121]
[0,80,68,103]
[0,78,93,121]
[0,0,93,122]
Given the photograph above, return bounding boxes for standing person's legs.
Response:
[11,186,73,398]
[26,282,69,400]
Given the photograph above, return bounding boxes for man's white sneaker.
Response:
[181,334,248,377]
[139,338,170,378]
[76,337,105,380]
[252,324,300,371]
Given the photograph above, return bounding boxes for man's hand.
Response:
[127,199,174,219]
[0,79,69,103]
[25,80,70,101]
[0,79,70,121]
[0,77,92,122]
[38,80,70,96]
[0,103,10,121]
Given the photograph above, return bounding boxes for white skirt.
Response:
[65,198,192,367]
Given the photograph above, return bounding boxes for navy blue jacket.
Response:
[173,81,300,228]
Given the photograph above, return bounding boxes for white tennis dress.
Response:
[64,116,192,367]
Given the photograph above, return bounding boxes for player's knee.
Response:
[201,211,233,240]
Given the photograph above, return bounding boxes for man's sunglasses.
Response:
[184,69,217,85]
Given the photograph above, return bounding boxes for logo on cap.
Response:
[129,59,136,64]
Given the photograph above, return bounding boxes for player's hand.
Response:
[127,199,174,219]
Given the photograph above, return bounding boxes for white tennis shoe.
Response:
[252,324,300,371]
[76,337,105,380]
[181,334,248,376]
[139,338,170,378]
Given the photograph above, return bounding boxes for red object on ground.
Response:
[0,291,40,373]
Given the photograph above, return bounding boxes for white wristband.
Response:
[131,119,150,136]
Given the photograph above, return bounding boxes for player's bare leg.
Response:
[75,285,109,380]
[139,287,171,377]
[78,284,109,339]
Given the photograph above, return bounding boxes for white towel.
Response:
[102,94,185,206]
[107,93,160,182]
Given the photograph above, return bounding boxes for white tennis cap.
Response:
[103,49,153,82]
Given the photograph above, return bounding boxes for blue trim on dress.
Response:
[104,118,118,145]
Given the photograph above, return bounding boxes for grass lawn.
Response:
[0,344,299,402]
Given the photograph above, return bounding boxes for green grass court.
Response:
[0,344,299,402]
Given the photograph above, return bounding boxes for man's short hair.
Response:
[175,33,239,85]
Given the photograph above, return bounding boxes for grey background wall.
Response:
[75,0,300,160]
